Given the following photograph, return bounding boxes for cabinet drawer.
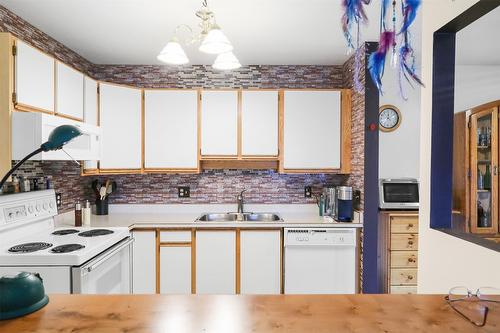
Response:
[390,285,417,294]
[390,251,418,268]
[391,268,418,285]
[391,234,418,250]
[160,231,192,243]
[390,216,418,233]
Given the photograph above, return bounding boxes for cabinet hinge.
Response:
[12,92,17,104]
[11,45,16,56]
[467,169,471,179]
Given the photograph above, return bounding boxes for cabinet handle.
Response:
[408,257,415,263]
[408,224,414,228]
[494,166,498,176]
[407,275,414,280]
[408,240,414,246]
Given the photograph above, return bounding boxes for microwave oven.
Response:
[379,178,419,210]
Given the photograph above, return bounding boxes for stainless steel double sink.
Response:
[196,213,283,222]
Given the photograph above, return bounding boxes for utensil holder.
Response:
[95,198,109,215]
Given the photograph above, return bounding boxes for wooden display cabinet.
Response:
[453,101,500,235]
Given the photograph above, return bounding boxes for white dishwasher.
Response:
[284,228,357,294]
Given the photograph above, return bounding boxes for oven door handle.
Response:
[81,237,134,276]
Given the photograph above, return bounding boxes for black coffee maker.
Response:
[334,186,353,222]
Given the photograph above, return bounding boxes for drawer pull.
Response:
[407,275,414,280]
[408,224,414,228]
[408,240,414,246]
[408,257,415,263]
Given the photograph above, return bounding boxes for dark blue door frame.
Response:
[362,42,380,293]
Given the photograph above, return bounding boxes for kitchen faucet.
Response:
[237,190,246,213]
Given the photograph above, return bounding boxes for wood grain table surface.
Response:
[1,294,499,333]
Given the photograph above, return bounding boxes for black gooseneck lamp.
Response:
[0,125,82,191]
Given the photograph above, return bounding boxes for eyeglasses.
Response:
[445,286,500,327]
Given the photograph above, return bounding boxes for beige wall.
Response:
[418,0,500,293]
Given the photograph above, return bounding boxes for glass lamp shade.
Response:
[212,52,242,70]
[157,40,189,65]
[199,28,233,54]
[40,125,82,152]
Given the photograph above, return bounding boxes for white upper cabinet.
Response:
[144,90,198,169]
[55,61,84,120]
[201,90,238,156]
[241,91,279,156]
[99,83,142,169]
[83,77,99,170]
[15,40,55,112]
[283,90,342,170]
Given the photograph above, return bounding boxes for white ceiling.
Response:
[0,0,383,65]
[456,5,500,66]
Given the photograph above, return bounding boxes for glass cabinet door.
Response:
[470,107,498,234]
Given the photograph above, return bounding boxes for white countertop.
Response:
[55,204,363,229]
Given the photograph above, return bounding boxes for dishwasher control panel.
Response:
[284,228,356,246]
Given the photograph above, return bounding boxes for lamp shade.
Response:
[212,52,242,70]
[40,125,82,152]
[199,27,233,54]
[157,40,189,65]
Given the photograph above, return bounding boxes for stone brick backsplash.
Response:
[12,161,349,211]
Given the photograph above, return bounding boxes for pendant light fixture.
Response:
[156,0,240,69]
[213,52,241,70]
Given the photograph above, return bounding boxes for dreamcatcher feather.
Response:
[341,0,371,93]
[398,0,424,99]
[368,0,392,93]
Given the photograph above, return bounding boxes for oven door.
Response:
[71,237,133,294]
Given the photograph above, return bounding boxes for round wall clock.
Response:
[379,105,402,132]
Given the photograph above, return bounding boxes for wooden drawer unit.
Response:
[390,285,418,294]
[390,216,418,233]
[390,268,418,285]
[159,230,192,243]
[390,251,418,268]
[390,233,418,250]
[379,211,419,294]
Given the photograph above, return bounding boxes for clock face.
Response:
[379,106,401,131]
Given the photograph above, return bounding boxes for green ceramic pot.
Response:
[0,271,49,320]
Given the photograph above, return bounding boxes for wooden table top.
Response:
[1,294,499,333]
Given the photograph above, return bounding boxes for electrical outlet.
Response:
[178,186,190,198]
[304,186,312,198]
[55,193,62,208]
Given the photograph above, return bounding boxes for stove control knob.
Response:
[49,201,55,209]
[43,202,48,210]
[36,204,41,212]
[28,206,34,213]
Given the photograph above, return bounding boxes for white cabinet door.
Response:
[132,231,156,294]
[15,40,54,112]
[201,91,238,156]
[240,230,281,294]
[160,246,192,294]
[56,61,84,120]
[196,231,236,294]
[241,91,279,156]
[99,83,142,169]
[144,90,198,169]
[83,77,98,170]
[283,91,341,169]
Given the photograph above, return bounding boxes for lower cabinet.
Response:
[159,246,192,294]
[132,231,156,294]
[240,230,281,294]
[196,230,236,294]
[131,228,282,295]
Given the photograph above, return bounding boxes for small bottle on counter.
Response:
[82,200,91,227]
[32,178,39,191]
[75,201,82,227]
[12,176,20,193]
